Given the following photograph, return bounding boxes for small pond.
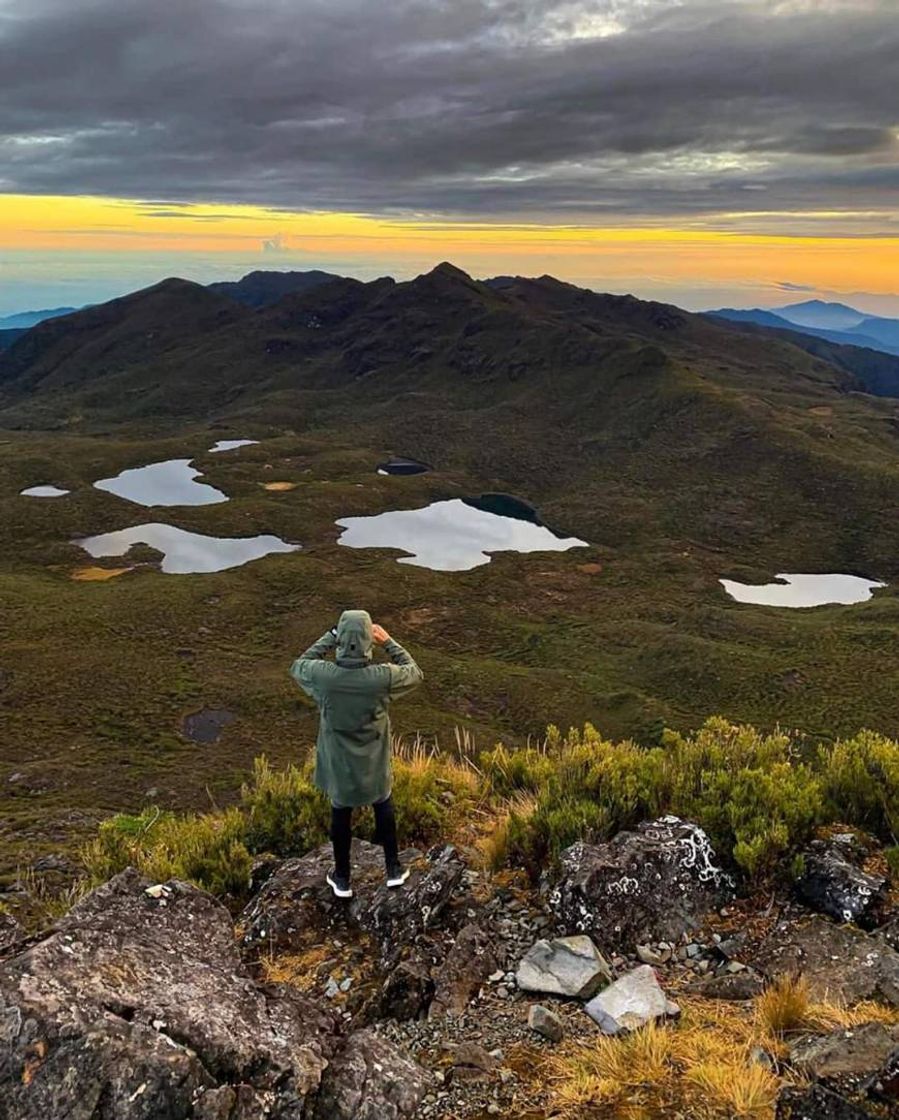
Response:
[209,439,259,453]
[377,457,431,476]
[73,523,300,574]
[336,497,587,570]
[720,572,885,608]
[20,485,69,498]
[94,459,228,507]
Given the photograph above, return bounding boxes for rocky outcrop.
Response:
[0,869,337,1118]
[790,1022,899,1094]
[0,910,21,955]
[584,964,680,1035]
[311,1028,431,1120]
[753,916,899,1005]
[241,840,465,964]
[0,868,428,1120]
[776,1085,880,1120]
[795,836,888,928]
[429,922,497,1019]
[546,816,732,951]
[516,934,611,999]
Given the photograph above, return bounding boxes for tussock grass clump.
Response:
[391,736,481,846]
[756,976,811,1038]
[548,1000,779,1119]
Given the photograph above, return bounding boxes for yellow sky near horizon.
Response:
[2,193,897,304]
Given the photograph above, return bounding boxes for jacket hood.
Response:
[336,609,374,666]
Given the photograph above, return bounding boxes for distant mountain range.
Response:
[0,306,79,330]
[707,299,899,357]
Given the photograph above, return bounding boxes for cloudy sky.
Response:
[1,0,897,314]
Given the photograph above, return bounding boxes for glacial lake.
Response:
[94,459,228,507]
[721,572,885,608]
[73,524,300,574]
[209,439,259,453]
[21,485,70,498]
[336,497,588,570]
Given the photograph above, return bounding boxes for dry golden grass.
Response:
[809,999,899,1030]
[756,975,810,1038]
[547,998,779,1120]
[259,944,332,991]
[70,565,133,581]
[549,982,899,1120]
[476,790,538,872]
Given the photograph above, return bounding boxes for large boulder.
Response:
[241,841,465,964]
[0,868,339,1119]
[583,964,680,1035]
[516,934,611,999]
[311,1027,430,1120]
[790,1022,899,1094]
[795,836,888,928]
[546,816,732,951]
[753,916,899,1005]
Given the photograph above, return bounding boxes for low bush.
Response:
[820,730,899,842]
[81,806,252,896]
[240,755,329,856]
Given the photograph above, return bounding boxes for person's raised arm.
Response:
[289,626,338,692]
[372,623,423,696]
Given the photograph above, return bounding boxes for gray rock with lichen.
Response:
[795,836,887,928]
[312,1028,430,1119]
[516,934,611,998]
[753,915,899,1006]
[0,868,339,1119]
[584,964,680,1034]
[241,840,464,966]
[546,816,733,952]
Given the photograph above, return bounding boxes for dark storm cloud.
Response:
[0,0,896,223]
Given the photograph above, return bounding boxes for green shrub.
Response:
[492,718,826,882]
[81,806,252,896]
[240,755,329,856]
[820,731,899,842]
[506,796,612,876]
[479,741,556,797]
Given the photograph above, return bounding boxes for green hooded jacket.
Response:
[290,609,423,807]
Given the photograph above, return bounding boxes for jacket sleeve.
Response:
[383,638,423,698]
[290,629,338,698]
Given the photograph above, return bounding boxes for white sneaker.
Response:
[326,872,353,898]
[386,864,410,888]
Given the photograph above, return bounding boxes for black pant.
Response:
[331,795,399,879]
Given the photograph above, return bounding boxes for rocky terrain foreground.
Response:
[2,817,899,1119]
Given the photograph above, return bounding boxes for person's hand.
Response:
[372,623,391,645]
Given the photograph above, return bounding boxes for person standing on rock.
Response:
[290,609,423,898]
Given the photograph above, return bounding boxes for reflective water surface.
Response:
[94,459,228,507]
[74,523,300,574]
[21,485,70,497]
[336,498,587,570]
[720,572,885,608]
[209,439,259,453]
